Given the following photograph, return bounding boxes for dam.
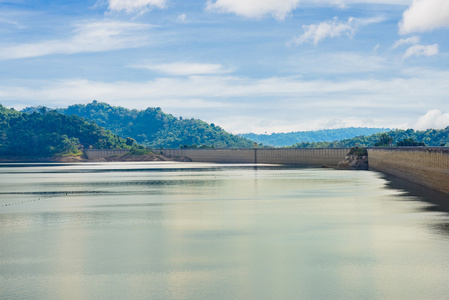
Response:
[368,147,449,195]
[160,148,350,165]
[84,149,130,160]
[84,147,449,195]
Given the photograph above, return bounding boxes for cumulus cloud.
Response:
[391,35,419,49]
[0,21,151,60]
[206,0,300,21]
[132,62,232,76]
[291,17,382,45]
[399,0,449,34]
[403,44,438,58]
[104,0,168,14]
[414,110,449,130]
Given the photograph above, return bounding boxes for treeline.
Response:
[14,101,448,153]
[29,101,253,148]
[291,128,449,148]
[1,105,129,157]
[241,127,390,147]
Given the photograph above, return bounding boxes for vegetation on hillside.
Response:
[395,138,426,147]
[291,128,449,148]
[1,105,129,157]
[373,133,394,147]
[27,101,254,148]
[16,102,449,151]
[241,127,390,147]
[347,147,368,157]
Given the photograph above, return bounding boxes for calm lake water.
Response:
[1,162,449,300]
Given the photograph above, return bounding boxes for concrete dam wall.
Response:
[368,147,449,195]
[82,147,449,195]
[84,149,130,160]
[160,148,350,166]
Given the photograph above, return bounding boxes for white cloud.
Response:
[414,110,449,130]
[0,21,151,60]
[311,0,410,4]
[391,35,419,49]
[177,14,187,23]
[2,68,449,132]
[206,0,300,21]
[403,44,438,58]
[132,62,232,76]
[105,0,168,14]
[205,0,408,20]
[292,17,356,45]
[399,0,449,34]
[291,16,383,45]
[288,52,388,74]
[0,17,23,28]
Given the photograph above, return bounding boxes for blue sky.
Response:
[0,0,448,133]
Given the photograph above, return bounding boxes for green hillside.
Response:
[291,128,449,148]
[241,127,390,147]
[44,101,254,148]
[1,105,129,158]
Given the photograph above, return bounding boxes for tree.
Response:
[396,138,425,147]
[126,137,136,146]
[55,101,254,148]
[0,106,131,158]
[374,133,393,147]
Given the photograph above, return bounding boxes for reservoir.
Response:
[1,162,449,299]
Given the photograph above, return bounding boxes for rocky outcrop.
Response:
[338,148,368,170]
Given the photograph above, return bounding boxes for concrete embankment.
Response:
[84,149,130,160]
[368,147,449,195]
[160,148,350,166]
[82,147,449,195]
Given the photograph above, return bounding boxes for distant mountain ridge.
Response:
[23,101,254,149]
[291,128,449,148]
[241,127,390,147]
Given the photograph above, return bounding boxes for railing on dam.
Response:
[159,148,351,166]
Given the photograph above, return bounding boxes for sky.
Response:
[0,0,448,134]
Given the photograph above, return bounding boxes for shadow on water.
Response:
[380,172,449,236]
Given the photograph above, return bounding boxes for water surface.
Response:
[1,162,448,299]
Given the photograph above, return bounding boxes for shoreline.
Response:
[0,154,192,163]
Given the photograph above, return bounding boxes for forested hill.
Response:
[241,127,390,147]
[291,128,449,148]
[1,105,129,158]
[31,101,253,148]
